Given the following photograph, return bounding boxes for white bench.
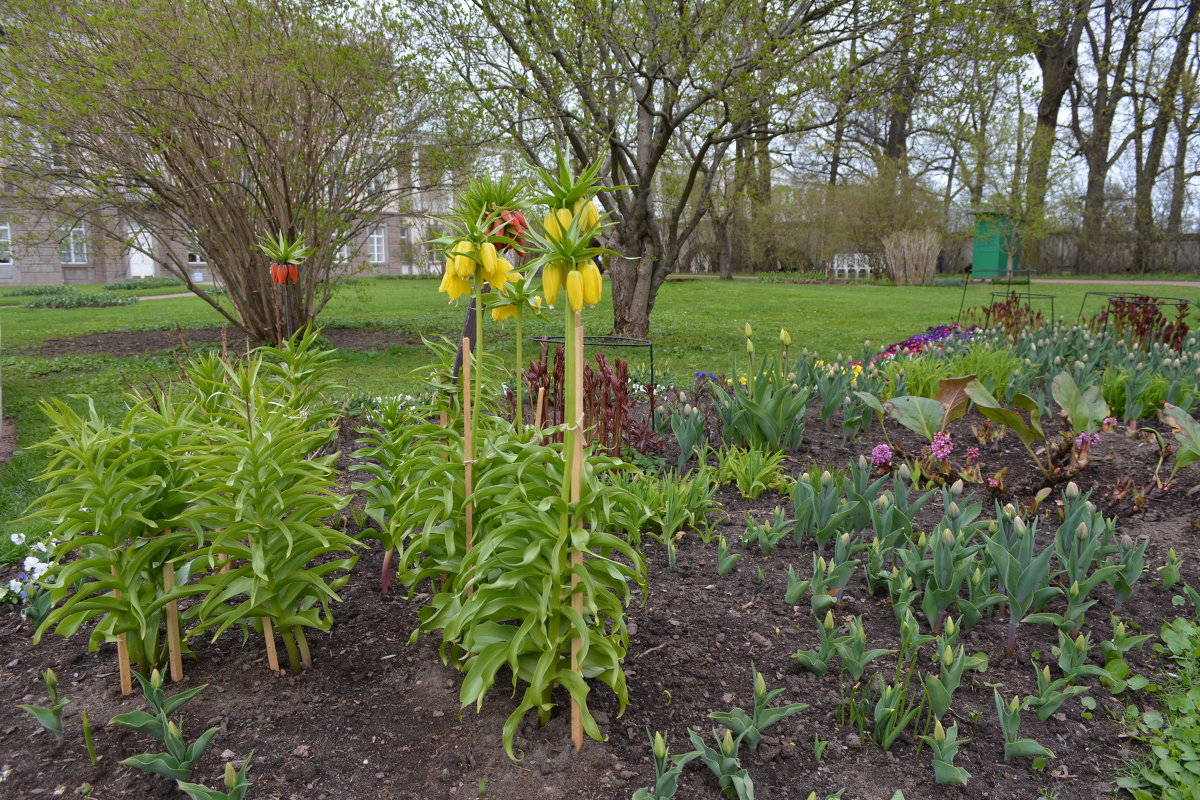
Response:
[830,253,873,280]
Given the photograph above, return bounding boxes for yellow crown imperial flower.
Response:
[543,207,575,242]
[579,260,602,305]
[491,255,514,292]
[438,261,472,301]
[450,240,476,279]
[477,241,499,282]
[565,268,584,311]
[491,303,518,323]
[573,198,600,233]
[542,262,564,306]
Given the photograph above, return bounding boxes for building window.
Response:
[59,223,87,264]
[398,226,409,240]
[186,237,206,264]
[370,170,390,195]
[335,242,349,262]
[0,223,11,265]
[367,225,386,263]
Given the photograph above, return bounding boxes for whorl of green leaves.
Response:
[179,330,356,671]
[26,327,355,674]
[27,393,203,670]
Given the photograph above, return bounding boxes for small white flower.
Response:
[23,555,40,573]
[8,579,22,594]
[32,541,48,553]
[9,533,25,546]
[31,562,49,580]
[0,586,8,600]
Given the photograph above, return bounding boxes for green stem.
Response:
[279,623,302,675]
[473,279,483,445]
[515,310,524,429]
[295,627,311,668]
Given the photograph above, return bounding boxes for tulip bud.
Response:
[1014,517,1027,536]
[1065,482,1079,499]
[744,323,753,338]
[679,391,688,404]
[721,729,736,756]
[1074,633,1086,650]
[821,470,832,486]
[917,531,928,549]
[934,719,946,742]
[1077,522,1089,540]
[942,645,955,667]
[945,616,956,637]
[950,479,964,497]
[1008,695,1020,713]
[780,328,791,346]
[787,372,796,382]
[948,501,961,519]
[1120,534,1134,550]
[1042,665,1051,683]
[755,669,767,698]
[653,731,667,759]
[823,610,835,630]
[1002,503,1016,520]
[899,464,911,480]
[747,339,755,355]
[1069,580,1081,597]
[942,528,955,547]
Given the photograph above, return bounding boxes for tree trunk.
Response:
[1133,0,1200,273]
[714,213,733,280]
[1025,2,1088,225]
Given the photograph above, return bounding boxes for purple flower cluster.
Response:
[1075,432,1101,450]
[874,324,974,362]
[695,371,719,383]
[871,443,893,467]
[931,431,954,460]
[965,446,981,464]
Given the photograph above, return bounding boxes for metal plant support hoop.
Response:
[987,291,1057,325]
[528,334,655,390]
[1078,291,1193,321]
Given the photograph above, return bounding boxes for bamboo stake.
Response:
[162,562,184,682]
[112,566,132,696]
[262,617,280,673]
[534,387,546,429]
[570,312,585,752]
[462,336,475,554]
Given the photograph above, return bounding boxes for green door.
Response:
[972,214,1019,278]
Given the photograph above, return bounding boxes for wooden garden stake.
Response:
[462,336,475,554]
[570,312,585,752]
[262,617,280,673]
[112,566,132,696]
[162,562,184,682]
[534,386,546,429]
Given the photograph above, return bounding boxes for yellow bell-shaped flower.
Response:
[579,260,602,305]
[565,268,583,312]
[491,303,518,323]
[450,240,476,279]
[542,262,564,306]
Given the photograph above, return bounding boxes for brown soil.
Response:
[1,388,1198,800]
[25,327,417,359]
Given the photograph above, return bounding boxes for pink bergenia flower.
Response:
[966,447,981,464]
[931,431,954,460]
[871,443,893,467]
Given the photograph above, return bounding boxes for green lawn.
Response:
[2,274,1198,546]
